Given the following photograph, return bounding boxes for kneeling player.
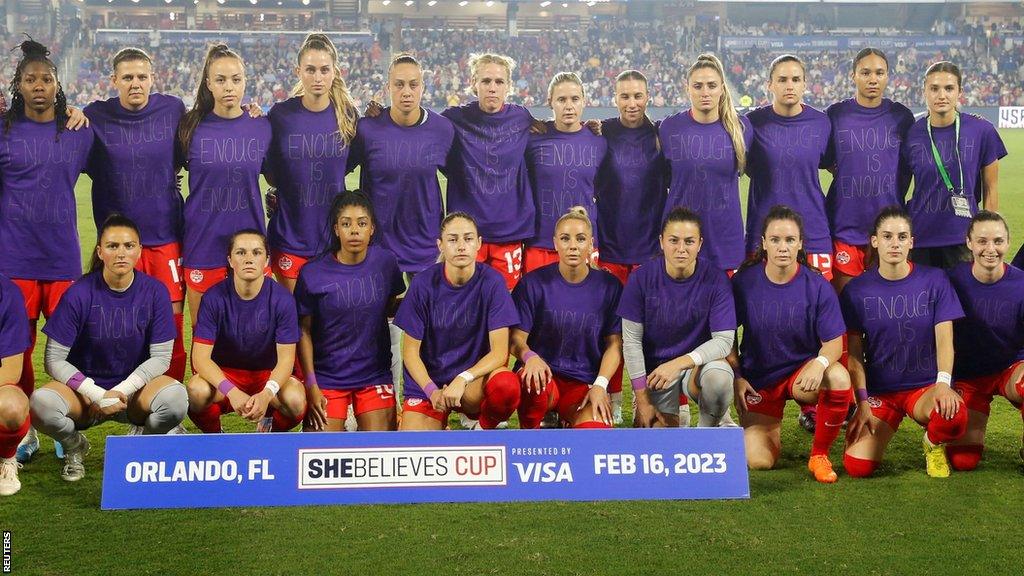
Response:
[395,213,522,430]
[0,276,31,495]
[730,207,852,483]
[514,207,623,429]
[946,211,1024,468]
[186,231,306,432]
[295,192,405,431]
[30,216,187,483]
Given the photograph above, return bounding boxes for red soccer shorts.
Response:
[270,250,310,280]
[12,279,72,321]
[523,246,601,275]
[807,252,834,281]
[600,261,638,285]
[833,240,870,278]
[954,361,1024,415]
[743,367,807,419]
[322,384,396,419]
[402,396,449,423]
[137,242,185,302]
[866,385,932,430]
[477,241,523,290]
[547,374,592,423]
[215,367,273,413]
[184,266,273,293]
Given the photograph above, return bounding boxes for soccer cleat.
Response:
[923,434,951,478]
[798,410,817,434]
[678,406,691,428]
[539,411,561,429]
[459,413,479,430]
[60,433,90,482]
[0,457,23,496]
[717,411,739,428]
[15,427,39,464]
[127,424,145,436]
[807,455,838,484]
[256,416,274,433]
[344,405,357,432]
[611,393,623,426]
[495,421,509,429]
[54,440,65,460]
[166,424,188,435]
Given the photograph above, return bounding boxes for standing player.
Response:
[523,72,607,272]
[730,206,852,483]
[901,61,1007,269]
[0,39,95,462]
[178,44,272,324]
[350,54,454,276]
[514,207,623,429]
[660,54,752,272]
[295,192,405,432]
[618,208,737,428]
[946,211,1024,468]
[825,48,915,291]
[186,230,306,433]
[746,55,833,279]
[0,275,30,496]
[30,216,186,482]
[842,207,967,478]
[84,47,189,383]
[394,213,522,430]
[442,53,534,290]
[267,33,357,292]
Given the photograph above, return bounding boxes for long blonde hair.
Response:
[292,33,357,145]
[687,53,746,173]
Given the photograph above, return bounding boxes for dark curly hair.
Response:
[4,37,68,138]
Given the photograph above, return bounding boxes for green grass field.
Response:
[5,131,1024,576]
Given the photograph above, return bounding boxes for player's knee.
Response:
[186,376,214,408]
[277,383,307,419]
[0,386,29,426]
[843,453,879,478]
[927,404,968,444]
[946,444,984,471]
[485,370,521,412]
[825,364,852,391]
[147,382,188,433]
[29,388,68,430]
[698,362,733,413]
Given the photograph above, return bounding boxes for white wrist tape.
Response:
[112,373,147,397]
[687,352,704,367]
[815,355,830,369]
[458,371,474,383]
[77,378,108,404]
[936,372,952,387]
[264,380,281,396]
[591,376,610,391]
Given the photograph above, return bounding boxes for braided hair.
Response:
[4,37,69,138]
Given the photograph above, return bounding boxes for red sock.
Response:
[843,453,879,478]
[1016,381,1024,419]
[17,327,37,398]
[478,371,521,429]
[271,407,304,432]
[926,404,968,445]
[811,389,852,456]
[189,403,223,433]
[608,362,623,395]
[0,414,31,459]
[573,421,611,429]
[516,379,558,429]
[946,444,984,471]
[167,312,187,382]
[678,391,689,407]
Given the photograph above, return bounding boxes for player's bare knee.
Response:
[824,364,851,391]
[186,377,215,409]
[0,386,29,426]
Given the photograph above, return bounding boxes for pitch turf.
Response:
[5,131,1024,576]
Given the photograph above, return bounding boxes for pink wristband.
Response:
[522,351,539,363]
[630,376,648,391]
[303,372,318,390]
[855,388,869,402]
[422,381,439,397]
[218,379,236,396]
[67,372,86,391]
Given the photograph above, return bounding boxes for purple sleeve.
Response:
[485,276,519,331]
[393,282,427,340]
[191,292,221,344]
[932,273,965,325]
[511,278,536,333]
[814,279,846,342]
[40,287,83,348]
[346,128,363,174]
[839,288,864,333]
[708,271,737,332]
[979,121,1008,167]
[387,257,406,299]
[0,283,29,358]
[293,271,314,317]
[149,284,177,343]
[273,288,301,345]
[615,272,644,323]
[603,281,623,336]
[817,118,832,170]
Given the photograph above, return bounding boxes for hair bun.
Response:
[567,206,588,218]
[19,38,50,59]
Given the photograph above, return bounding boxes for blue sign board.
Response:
[720,35,969,51]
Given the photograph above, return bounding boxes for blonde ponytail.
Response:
[292,33,358,146]
[688,54,746,173]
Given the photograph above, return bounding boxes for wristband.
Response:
[936,371,952,387]
[630,376,648,392]
[687,351,704,367]
[422,381,439,397]
[218,379,237,396]
[264,380,281,397]
[855,388,869,403]
[76,378,108,404]
[591,376,610,391]
[815,355,830,369]
[522,351,539,363]
[458,371,474,383]
[303,372,318,390]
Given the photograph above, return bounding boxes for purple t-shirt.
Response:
[85,93,186,246]
[948,263,1024,379]
[1013,244,1024,270]
[294,247,405,390]
[840,264,964,393]
[442,102,534,243]
[0,274,30,359]
[616,257,736,370]
[512,264,622,383]
[596,118,664,265]
[183,113,271,269]
[394,263,519,399]
[824,98,915,246]
[192,278,300,371]
[350,108,454,272]
[745,105,832,254]
[901,113,1007,248]
[732,264,846,390]
[525,123,607,250]
[0,119,94,281]
[266,97,349,258]
[42,271,175,389]
[660,111,753,269]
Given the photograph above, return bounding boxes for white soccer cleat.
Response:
[60,433,90,482]
[15,427,39,464]
[126,424,145,436]
[0,457,23,496]
[459,413,479,430]
[166,424,188,435]
[344,406,357,432]
[717,411,739,428]
[678,406,692,428]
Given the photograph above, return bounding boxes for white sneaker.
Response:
[678,406,692,428]
[60,433,90,482]
[166,424,188,435]
[459,413,479,430]
[611,393,623,426]
[495,421,509,429]
[15,427,39,463]
[0,457,22,496]
[717,411,739,428]
[344,405,358,432]
[127,424,145,436]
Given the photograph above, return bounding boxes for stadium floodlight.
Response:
[164,0,172,4]
[561,2,568,7]
[405,0,415,6]
[249,0,257,5]
[382,0,391,5]
[459,0,469,5]
[428,0,437,5]
[303,0,310,5]
[486,0,494,6]
[540,1,551,6]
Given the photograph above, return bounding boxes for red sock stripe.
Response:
[0,414,31,459]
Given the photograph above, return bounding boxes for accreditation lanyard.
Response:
[926,113,971,218]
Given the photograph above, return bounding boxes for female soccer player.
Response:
[85,47,189,382]
[0,39,95,461]
[0,275,30,496]
[178,44,271,324]
[618,208,736,428]
[267,33,357,291]
[842,207,967,478]
[514,207,623,429]
[659,54,752,272]
[901,61,1007,269]
[350,54,454,276]
[186,230,306,433]
[825,48,915,290]
[523,73,607,273]
[29,215,186,482]
[946,211,1024,468]
[394,212,522,430]
[295,192,405,432]
[730,206,852,483]
[746,54,833,279]
[596,70,663,285]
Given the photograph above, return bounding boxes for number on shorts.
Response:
[168,258,182,284]
[503,247,523,275]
